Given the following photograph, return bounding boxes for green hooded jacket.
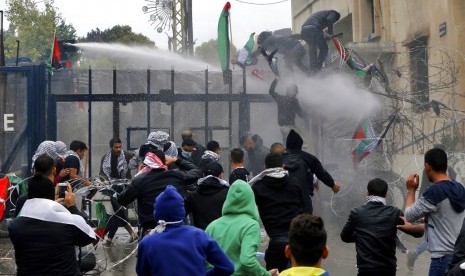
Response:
[206,180,270,276]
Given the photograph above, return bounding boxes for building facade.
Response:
[292,0,465,157]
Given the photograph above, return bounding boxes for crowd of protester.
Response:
[6,127,465,276]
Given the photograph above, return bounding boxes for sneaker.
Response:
[407,250,417,271]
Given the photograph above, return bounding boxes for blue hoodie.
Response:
[136,185,234,276]
[406,180,465,258]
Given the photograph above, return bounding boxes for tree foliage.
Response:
[195,39,237,67]
[80,25,156,47]
[4,0,77,62]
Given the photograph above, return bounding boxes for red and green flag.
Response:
[351,114,397,168]
[94,202,108,239]
[46,33,62,75]
[218,2,231,84]
[333,38,368,79]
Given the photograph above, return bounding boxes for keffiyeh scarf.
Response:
[248,167,288,186]
[102,151,128,179]
[365,195,386,205]
[135,152,168,177]
[147,131,170,149]
[201,150,220,162]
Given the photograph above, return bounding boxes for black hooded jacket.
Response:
[184,176,229,230]
[285,130,335,194]
[301,10,341,35]
[117,159,201,229]
[269,79,304,127]
[252,174,311,238]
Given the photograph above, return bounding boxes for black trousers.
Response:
[265,238,290,272]
[105,197,130,239]
[301,27,327,72]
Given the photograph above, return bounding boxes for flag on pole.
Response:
[46,33,62,75]
[236,32,256,68]
[333,38,369,79]
[218,2,231,84]
[351,114,397,168]
[0,177,10,221]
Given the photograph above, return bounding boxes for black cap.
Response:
[202,161,224,177]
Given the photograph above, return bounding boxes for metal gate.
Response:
[0,64,47,175]
[46,68,272,175]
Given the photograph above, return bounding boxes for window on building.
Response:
[409,37,429,110]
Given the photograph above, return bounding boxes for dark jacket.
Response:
[247,135,269,176]
[192,142,206,167]
[229,167,250,184]
[340,202,403,274]
[302,10,341,35]
[252,174,311,238]
[285,130,335,192]
[269,79,303,127]
[117,159,201,229]
[184,176,229,230]
[8,205,95,276]
[260,35,302,56]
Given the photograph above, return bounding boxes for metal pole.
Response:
[15,40,20,66]
[147,69,151,137]
[170,69,175,138]
[186,0,194,56]
[88,67,92,176]
[112,68,120,138]
[228,69,232,149]
[204,69,209,143]
[0,11,5,67]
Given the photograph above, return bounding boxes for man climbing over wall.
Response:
[300,10,341,74]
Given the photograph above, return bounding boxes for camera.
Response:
[58,183,68,199]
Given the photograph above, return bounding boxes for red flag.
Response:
[52,35,62,69]
[0,177,10,221]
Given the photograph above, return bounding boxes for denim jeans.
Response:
[429,254,453,276]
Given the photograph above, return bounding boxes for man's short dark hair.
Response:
[202,161,223,177]
[109,138,122,147]
[182,138,196,147]
[206,140,220,152]
[70,140,87,152]
[139,143,158,158]
[28,175,55,201]
[33,154,55,176]
[367,178,388,197]
[288,214,327,266]
[425,148,448,173]
[265,153,283,169]
[230,148,244,163]
[181,129,193,140]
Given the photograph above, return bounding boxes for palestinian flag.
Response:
[237,32,255,67]
[46,33,62,75]
[95,202,108,239]
[218,2,231,84]
[351,114,397,168]
[333,39,368,79]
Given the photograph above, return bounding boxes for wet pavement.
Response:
[0,207,430,276]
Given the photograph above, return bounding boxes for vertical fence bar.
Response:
[113,68,120,138]
[88,67,92,176]
[170,69,175,138]
[147,69,151,137]
[205,69,209,143]
[228,69,232,149]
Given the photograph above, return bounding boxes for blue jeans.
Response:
[429,254,453,276]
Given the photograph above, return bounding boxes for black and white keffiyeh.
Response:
[147,131,170,149]
[32,141,67,164]
[248,167,288,186]
[201,150,220,162]
[102,151,128,179]
[365,195,386,205]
